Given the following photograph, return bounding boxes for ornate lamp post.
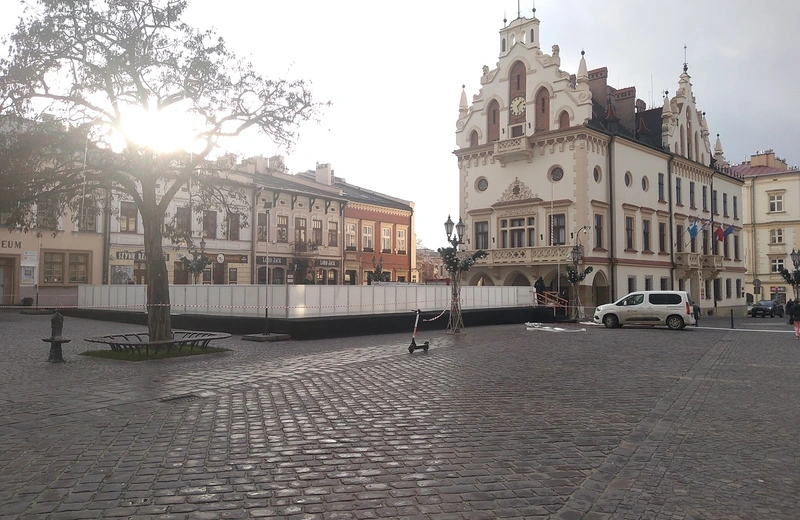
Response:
[439,215,486,334]
[566,226,592,320]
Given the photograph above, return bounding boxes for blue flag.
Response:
[687,218,699,238]
[723,224,735,237]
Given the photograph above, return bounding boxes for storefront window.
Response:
[69,253,88,283]
[44,252,64,283]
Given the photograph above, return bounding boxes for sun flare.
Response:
[110,102,205,154]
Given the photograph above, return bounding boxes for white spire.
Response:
[459,85,468,115]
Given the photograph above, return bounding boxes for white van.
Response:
[593,290,696,330]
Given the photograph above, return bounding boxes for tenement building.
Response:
[454,9,745,315]
[734,150,800,303]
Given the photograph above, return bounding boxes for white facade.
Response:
[453,13,745,315]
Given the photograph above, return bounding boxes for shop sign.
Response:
[22,250,38,266]
[116,251,169,261]
[317,259,340,267]
[770,286,786,293]
[256,256,287,265]
[1,240,22,249]
[205,253,248,263]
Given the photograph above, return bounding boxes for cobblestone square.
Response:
[1,311,798,519]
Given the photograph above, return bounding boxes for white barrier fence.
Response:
[77,284,535,319]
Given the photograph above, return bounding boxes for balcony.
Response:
[475,245,572,266]
[493,136,533,166]
[702,254,723,270]
[293,240,320,257]
[674,252,702,269]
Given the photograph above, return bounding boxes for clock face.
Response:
[510,96,526,116]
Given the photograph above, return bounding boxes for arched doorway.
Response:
[470,272,495,286]
[544,271,570,301]
[591,269,610,306]
[507,272,531,286]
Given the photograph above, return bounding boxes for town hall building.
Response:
[454,9,745,316]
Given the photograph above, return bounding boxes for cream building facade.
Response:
[1,202,105,306]
[453,11,745,315]
[737,151,800,303]
[107,156,349,287]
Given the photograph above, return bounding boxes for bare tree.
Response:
[0,0,319,340]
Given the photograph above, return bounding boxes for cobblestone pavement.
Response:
[0,311,798,519]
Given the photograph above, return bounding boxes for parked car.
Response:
[750,300,784,318]
[593,290,696,330]
[746,302,754,316]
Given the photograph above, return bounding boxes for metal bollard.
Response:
[42,311,71,363]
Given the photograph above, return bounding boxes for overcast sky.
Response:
[3,0,799,249]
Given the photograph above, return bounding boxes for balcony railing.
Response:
[675,252,702,269]
[475,245,572,265]
[293,240,320,256]
[493,136,533,166]
[702,254,723,270]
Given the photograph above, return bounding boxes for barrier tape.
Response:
[422,308,447,322]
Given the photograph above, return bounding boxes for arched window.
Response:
[469,130,479,147]
[694,132,700,162]
[686,113,693,160]
[535,87,550,132]
[502,39,506,52]
[530,29,535,42]
[559,111,570,129]
[680,124,686,156]
[508,61,527,125]
[487,99,500,142]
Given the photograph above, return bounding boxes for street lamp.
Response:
[444,215,467,334]
[790,248,800,301]
[243,198,289,342]
[567,226,591,319]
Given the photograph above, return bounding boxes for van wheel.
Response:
[667,315,685,330]
[603,314,619,328]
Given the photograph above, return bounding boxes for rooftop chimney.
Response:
[315,163,333,186]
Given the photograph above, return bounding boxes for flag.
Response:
[715,225,724,242]
[687,218,699,238]
[723,224,735,237]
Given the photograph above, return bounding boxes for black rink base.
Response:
[61,306,562,340]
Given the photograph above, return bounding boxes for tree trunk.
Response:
[142,205,172,341]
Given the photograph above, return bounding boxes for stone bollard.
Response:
[42,311,71,363]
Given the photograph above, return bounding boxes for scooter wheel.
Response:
[408,345,415,354]
[423,343,429,352]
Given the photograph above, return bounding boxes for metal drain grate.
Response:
[158,392,199,404]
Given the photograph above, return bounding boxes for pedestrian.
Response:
[534,277,546,304]
[792,301,800,339]
[693,302,701,326]
[786,299,795,318]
